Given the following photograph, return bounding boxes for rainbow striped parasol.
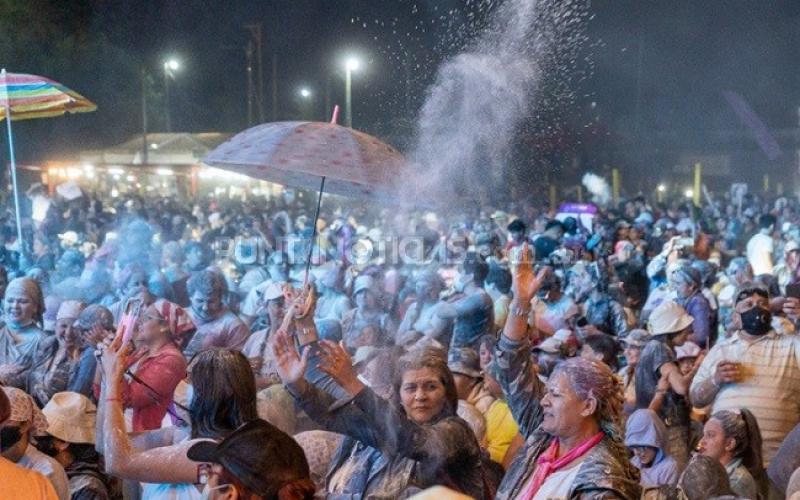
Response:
[0,70,97,121]
[1,69,97,252]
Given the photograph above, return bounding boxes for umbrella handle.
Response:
[304,176,326,286]
[3,101,24,256]
[330,105,340,125]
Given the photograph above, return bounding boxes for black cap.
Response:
[187,419,309,497]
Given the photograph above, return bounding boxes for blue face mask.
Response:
[185,383,195,407]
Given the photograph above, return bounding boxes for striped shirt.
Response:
[690,330,800,464]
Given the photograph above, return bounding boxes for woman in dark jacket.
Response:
[270,292,486,499]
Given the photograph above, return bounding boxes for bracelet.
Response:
[510,301,532,317]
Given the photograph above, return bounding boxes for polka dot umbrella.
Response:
[203,106,408,201]
[203,106,410,277]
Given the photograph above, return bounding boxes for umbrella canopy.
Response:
[0,69,97,256]
[203,121,409,201]
[0,70,97,121]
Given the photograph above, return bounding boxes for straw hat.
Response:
[41,392,96,445]
[648,300,693,336]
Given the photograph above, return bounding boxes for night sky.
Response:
[2,0,800,170]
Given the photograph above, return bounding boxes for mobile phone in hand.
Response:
[786,283,800,300]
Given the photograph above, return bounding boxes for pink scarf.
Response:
[520,432,604,500]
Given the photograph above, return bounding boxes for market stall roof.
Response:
[80,132,232,166]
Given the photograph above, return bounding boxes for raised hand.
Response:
[99,334,133,384]
[268,328,309,386]
[509,243,549,304]
[318,340,364,397]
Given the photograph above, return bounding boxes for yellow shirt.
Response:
[494,295,511,333]
[0,456,58,500]
[485,399,519,464]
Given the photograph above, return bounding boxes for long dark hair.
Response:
[711,408,763,477]
[189,349,258,439]
[391,347,458,421]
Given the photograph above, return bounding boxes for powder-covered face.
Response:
[4,285,36,325]
[399,367,447,425]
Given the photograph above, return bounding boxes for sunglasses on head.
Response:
[735,287,769,305]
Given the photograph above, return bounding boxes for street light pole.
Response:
[344,57,360,128]
[163,58,180,132]
[141,67,148,165]
[345,69,352,127]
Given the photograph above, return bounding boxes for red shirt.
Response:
[122,343,187,431]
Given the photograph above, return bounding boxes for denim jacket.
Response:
[289,381,486,499]
[494,335,641,500]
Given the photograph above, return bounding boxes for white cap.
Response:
[675,341,701,360]
[648,300,694,336]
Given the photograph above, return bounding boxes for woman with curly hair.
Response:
[494,243,641,499]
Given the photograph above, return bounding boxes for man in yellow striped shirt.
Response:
[691,287,800,495]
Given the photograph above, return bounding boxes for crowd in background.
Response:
[1,183,800,500]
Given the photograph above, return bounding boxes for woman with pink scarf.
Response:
[494,244,640,499]
[120,299,193,431]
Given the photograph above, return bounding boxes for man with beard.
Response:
[183,269,250,358]
[692,287,800,496]
[0,386,58,499]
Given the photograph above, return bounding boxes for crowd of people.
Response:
[1,184,800,499]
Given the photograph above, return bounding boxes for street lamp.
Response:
[656,183,666,203]
[344,56,361,128]
[163,57,181,132]
[298,87,312,99]
[684,188,694,199]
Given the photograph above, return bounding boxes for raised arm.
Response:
[312,338,482,475]
[98,334,203,484]
[495,243,548,438]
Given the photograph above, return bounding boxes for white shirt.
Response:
[532,457,585,499]
[18,444,69,500]
[746,232,774,275]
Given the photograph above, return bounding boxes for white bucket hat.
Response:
[41,392,96,445]
[648,300,694,336]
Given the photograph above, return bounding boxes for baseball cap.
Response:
[187,419,310,498]
[353,275,376,295]
[675,341,701,360]
[447,347,482,379]
[622,329,649,348]
[533,337,562,354]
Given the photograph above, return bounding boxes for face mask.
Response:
[0,426,23,452]
[201,483,231,500]
[185,384,195,407]
[5,318,34,330]
[740,307,772,336]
